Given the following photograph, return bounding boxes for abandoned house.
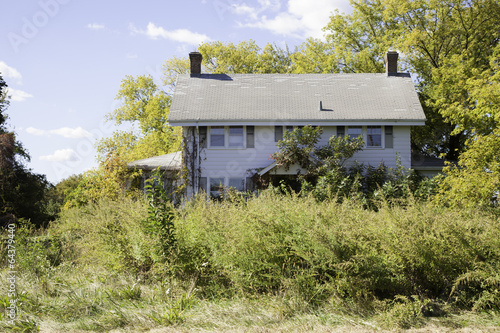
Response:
[129,51,440,197]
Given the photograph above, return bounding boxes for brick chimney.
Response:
[189,52,202,75]
[384,51,398,76]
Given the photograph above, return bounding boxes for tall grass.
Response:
[176,192,500,308]
[1,192,499,331]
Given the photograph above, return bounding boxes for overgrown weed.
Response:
[1,192,499,331]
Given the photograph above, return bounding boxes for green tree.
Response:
[270,125,364,199]
[198,39,338,75]
[198,40,295,74]
[44,174,83,214]
[323,0,500,160]
[271,125,364,178]
[92,74,182,200]
[98,74,181,164]
[324,0,391,74]
[74,62,186,208]
[433,44,500,207]
[291,38,337,74]
[0,74,53,226]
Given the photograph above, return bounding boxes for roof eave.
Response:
[168,120,426,127]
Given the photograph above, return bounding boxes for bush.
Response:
[7,188,498,331]
[173,191,500,310]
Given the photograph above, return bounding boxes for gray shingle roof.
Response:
[127,151,182,171]
[168,73,426,125]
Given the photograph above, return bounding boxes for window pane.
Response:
[229,126,243,147]
[211,127,224,135]
[211,135,224,146]
[367,126,381,135]
[348,126,362,139]
[229,127,243,135]
[229,136,243,146]
[210,177,224,197]
[210,126,224,146]
[228,178,244,191]
[367,126,382,147]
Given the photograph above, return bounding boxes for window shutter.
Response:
[246,126,255,148]
[246,177,255,191]
[199,126,207,148]
[337,126,345,137]
[199,177,207,194]
[275,126,283,142]
[385,126,393,148]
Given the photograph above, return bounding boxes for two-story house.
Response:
[130,51,431,197]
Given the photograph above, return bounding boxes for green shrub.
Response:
[173,190,500,311]
[143,169,177,264]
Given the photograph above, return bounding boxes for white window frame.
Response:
[346,126,386,149]
[208,126,246,149]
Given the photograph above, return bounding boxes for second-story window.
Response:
[367,126,382,147]
[348,126,363,139]
[210,126,225,147]
[345,126,386,148]
[229,126,244,147]
[209,126,245,148]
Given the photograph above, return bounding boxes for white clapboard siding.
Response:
[345,126,411,169]
[199,125,411,179]
[200,126,277,179]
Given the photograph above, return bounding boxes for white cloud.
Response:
[40,149,79,162]
[232,4,260,20]
[25,126,92,139]
[230,0,281,21]
[245,12,304,38]
[26,127,47,136]
[50,127,92,139]
[130,22,211,45]
[0,61,23,85]
[234,0,351,40]
[87,23,105,30]
[6,88,33,102]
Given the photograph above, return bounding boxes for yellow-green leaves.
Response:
[111,75,171,135]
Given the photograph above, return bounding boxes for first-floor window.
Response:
[228,178,245,191]
[208,177,245,197]
[210,177,224,197]
[367,126,382,147]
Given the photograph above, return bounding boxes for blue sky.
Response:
[1,0,351,184]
